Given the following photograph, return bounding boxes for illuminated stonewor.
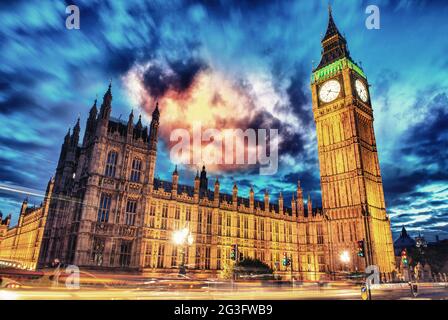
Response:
[0,179,53,270]
[311,7,395,275]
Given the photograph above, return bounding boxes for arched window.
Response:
[130,158,142,182]
[97,193,111,223]
[125,200,137,226]
[105,151,118,177]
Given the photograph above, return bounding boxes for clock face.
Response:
[355,79,368,102]
[319,79,341,103]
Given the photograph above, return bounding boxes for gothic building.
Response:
[310,7,395,273]
[0,8,395,279]
[8,80,326,279]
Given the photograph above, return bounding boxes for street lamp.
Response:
[340,250,350,275]
[172,227,194,275]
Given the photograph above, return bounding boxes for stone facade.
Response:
[31,83,329,279]
[0,179,53,270]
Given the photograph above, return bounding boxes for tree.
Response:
[235,258,274,279]
[220,261,235,280]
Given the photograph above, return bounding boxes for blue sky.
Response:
[0,0,447,240]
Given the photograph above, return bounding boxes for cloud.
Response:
[0,0,447,239]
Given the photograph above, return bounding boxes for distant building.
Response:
[0,180,53,270]
[393,226,416,256]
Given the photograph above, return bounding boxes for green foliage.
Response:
[220,262,235,280]
[235,258,273,275]
[407,243,448,273]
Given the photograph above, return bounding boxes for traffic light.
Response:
[357,240,365,258]
[230,244,237,261]
[401,249,408,266]
[282,252,290,267]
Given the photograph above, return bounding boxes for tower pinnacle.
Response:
[316,7,350,70]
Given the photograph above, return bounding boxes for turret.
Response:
[99,83,112,120]
[278,192,283,215]
[57,128,71,169]
[20,198,28,215]
[232,182,238,209]
[149,102,160,151]
[297,179,304,216]
[264,190,269,213]
[5,214,11,227]
[97,83,112,137]
[249,186,254,209]
[307,194,313,216]
[214,178,220,203]
[83,99,97,145]
[148,102,160,189]
[172,166,179,196]
[291,193,297,216]
[199,165,208,193]
[131,114,143,140]
[194,171,200,194]
[127,109,134,137]
[71,117,80,148]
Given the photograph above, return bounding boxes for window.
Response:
[145,242,152,267]
[254,219,257,240]
[105,151,118,177]
[161,204,168,230]
[244,217,248,239]
[186,207,191,221]
[149,202,156,228]
[197,211,202,234]
[217,213,222,236]
[174,206,180,229]
[206,211,212,235]
[237,217,241,238]
[125,200,137,226]
[171,246,177,267]
[205,247,211,270]
[226,215,231,237]
[217,248,221,270]
[157,244,165,268]
[66,235,77,263]
[130,158,142,182]
[317,224,324,244]
[274,222,279,242]
[97,193,111,223]
[92,237,105,266]
[195,247,201,268]
[119,241,132,267]
[260,219,265,240]
[306,225,311,244]
[110,242,116,265]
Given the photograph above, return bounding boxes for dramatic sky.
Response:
[0,0,447,240]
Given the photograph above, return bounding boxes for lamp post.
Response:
[172,227,194,275]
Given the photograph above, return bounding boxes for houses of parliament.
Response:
[0,9,396,280]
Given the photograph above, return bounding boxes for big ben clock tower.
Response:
[311,7,395,275]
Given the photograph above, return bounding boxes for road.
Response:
[1,283,447,300]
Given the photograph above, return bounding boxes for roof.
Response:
[315,7,352,70]
[108,117,149,142]
[393,226,416,255]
